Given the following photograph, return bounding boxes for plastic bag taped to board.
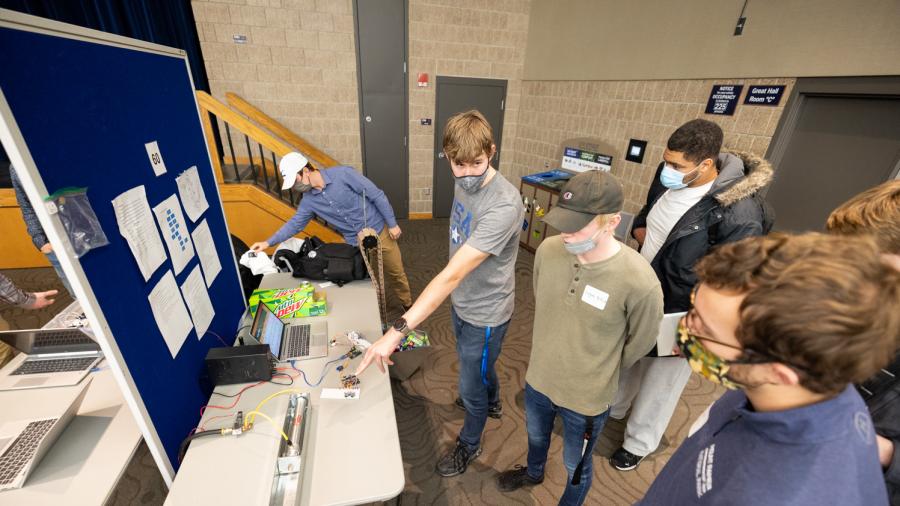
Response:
[45,187,109,257]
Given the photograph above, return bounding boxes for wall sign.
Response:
[561,147,612,172]
[705,85,744,116]
[743,85,785,106]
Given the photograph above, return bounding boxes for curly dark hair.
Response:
[695,233,900,395]
[667,119,724,164]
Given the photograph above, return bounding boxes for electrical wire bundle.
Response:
[179,344,359,463]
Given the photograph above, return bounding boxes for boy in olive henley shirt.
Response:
[497,170,662,505]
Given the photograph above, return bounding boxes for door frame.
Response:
[432,76,508,216]
[352,0,410,216]
[766,76,900,185]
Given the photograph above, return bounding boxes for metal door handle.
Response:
[365,116,372,123]
[438,152,445,159]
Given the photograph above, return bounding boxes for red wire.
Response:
[197,373,295,419]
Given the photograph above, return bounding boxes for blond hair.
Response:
[826,180,900,254]
[442,110,493,164]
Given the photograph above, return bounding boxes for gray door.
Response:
[433,76,507,218]
[354,0,408,219]
[766,78,900,232]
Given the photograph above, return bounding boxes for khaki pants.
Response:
[378,227,412,316]
[0,315,12,368]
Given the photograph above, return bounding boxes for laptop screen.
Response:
[252,303,283,357]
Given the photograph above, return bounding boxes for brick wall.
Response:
[192,0,362,169]
[194,2,792,218]
[509,78,796,214]
[407,0,532,214]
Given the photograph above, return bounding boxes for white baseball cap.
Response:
[279,152,309,190]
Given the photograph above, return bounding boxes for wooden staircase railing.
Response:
[196,91,342,243]
[224,92,340,169]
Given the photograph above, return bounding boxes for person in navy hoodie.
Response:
[639,233,899,505]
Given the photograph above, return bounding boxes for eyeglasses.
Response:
[685,285,812,373]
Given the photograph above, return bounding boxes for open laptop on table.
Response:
[0,377,91,491]
[249,302,328,362]
[0,328,102,391]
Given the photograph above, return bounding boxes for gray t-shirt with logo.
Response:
[448,171,524,327]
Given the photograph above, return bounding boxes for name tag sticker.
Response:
[581,285,609,310]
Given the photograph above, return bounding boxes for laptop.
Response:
[0,328,103,391]
[0,377,91,491]
[656,311,688,357]
[249,302,328,362]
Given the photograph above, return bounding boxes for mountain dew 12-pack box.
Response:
[248,282,328,319]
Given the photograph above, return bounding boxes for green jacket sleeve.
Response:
[621,285,664,370]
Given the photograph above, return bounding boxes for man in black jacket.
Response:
[826,179,900,505]
[609,119,774,471]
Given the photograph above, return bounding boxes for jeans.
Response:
[525,383,609,506]
[46,251,73,297]
[452,307,509,451]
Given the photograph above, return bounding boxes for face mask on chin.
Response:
[563,227,606,256]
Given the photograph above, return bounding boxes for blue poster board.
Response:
[0,15,245,478]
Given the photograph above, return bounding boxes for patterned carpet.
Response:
[384,218,724,505]
[1,218,723,505]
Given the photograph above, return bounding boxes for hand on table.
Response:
[40,243,53,254]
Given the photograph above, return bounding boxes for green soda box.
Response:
[248,282,327,319]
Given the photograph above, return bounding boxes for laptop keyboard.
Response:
[282,325,311,359]
[33,331,94,348]
[0,418,56,486]
[12,357,97,376]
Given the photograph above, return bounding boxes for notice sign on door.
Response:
[743,85,785,106]
[705,85,744,116]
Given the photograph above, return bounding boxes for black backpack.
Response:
[290,237,367,286]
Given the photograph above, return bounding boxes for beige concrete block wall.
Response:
[192,0,362,170]
[407,0,532,214]
[195,1,790,219]
[509,78,796,215]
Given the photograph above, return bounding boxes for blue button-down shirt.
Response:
[266,166,398,246]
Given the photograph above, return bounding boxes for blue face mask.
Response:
[660,162,702,190]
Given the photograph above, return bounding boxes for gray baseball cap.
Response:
[542,170,624,233]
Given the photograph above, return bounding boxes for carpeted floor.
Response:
[1,217,723,505]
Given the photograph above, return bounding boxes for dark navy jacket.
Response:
[638,386,889,505]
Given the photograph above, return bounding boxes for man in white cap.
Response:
[250,152,412,313]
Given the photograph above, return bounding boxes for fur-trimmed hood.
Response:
[711,150,774,207]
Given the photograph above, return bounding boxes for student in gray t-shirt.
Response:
[357,110,524,478]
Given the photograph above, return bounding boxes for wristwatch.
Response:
[391,317,411,336]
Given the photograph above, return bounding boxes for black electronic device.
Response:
[205,345,273,386]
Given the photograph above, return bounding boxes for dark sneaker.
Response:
[609,447,645,471]
[436,439,482,477]
[454,396,503,419]
[497,464,543,492]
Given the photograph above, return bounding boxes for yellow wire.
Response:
[247,389,304,425]
[243,410,290,442]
